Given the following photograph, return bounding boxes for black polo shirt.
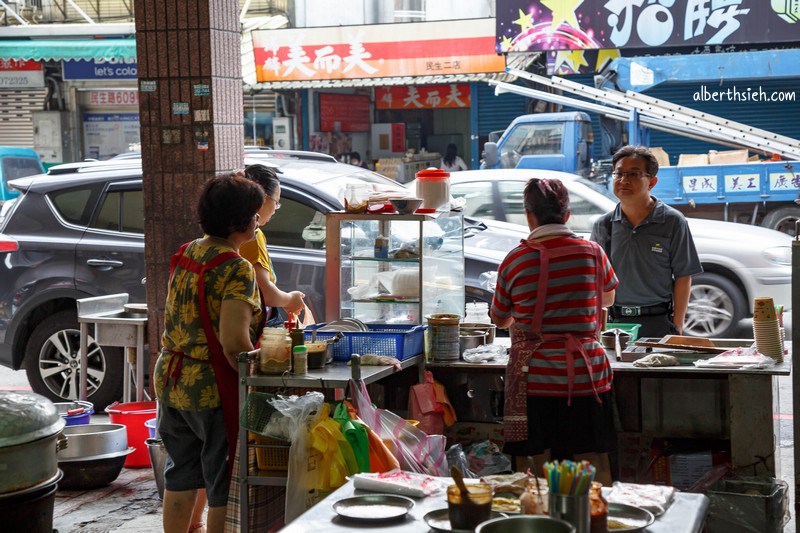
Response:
[590,197,702,307]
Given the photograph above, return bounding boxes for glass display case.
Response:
[325,211,465,324]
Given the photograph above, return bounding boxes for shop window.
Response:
[451,181,495,220]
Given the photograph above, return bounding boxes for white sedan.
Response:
[413,169,793,338]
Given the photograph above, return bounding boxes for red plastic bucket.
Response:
[105,401,157,468]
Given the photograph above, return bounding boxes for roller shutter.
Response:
[0,89,47,147]
[475,81,528,136]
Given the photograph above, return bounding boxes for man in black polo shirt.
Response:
[590,145,702,338]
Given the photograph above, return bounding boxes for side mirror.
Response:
[482,142,499,168]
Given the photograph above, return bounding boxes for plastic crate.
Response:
[240,391,282,436]
[706,477,788,532]
[604,323,642,342]
[251,434,290,472]
[304,323,426,361]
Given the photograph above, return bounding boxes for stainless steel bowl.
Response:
[460,332,486,354]
[461,323,497,344]
[476,515,576,533]
[58,424,128,460]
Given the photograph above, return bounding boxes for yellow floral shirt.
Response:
[154,240,261,411]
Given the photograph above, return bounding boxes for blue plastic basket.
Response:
[304,323,426,361]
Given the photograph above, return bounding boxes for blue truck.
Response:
[0,147,45,203]
[482,97,800,234]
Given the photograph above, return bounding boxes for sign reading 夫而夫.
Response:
[252,19,505,84]
[496,0,800,52]
[376,84,471,109]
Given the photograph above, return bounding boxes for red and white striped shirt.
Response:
[492,236,618,397]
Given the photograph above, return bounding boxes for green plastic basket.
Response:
[604,323,641,342]
[239,391,286,440]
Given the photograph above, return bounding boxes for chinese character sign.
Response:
[496,0,800,52]
[253,19,505,83]
[724,173,760,193]
[770,172,800,191]
[376,84,471,109]
[682,174,718,194]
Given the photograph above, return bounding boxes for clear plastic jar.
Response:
[415,168,450,211]
[259,327,291,374]
[520,478,549,515]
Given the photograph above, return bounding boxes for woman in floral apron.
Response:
[154,173,264,532]
[491,177,619,484]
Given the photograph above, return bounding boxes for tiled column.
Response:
[134,0,243,384]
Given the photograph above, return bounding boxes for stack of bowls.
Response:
[752,297,783,363]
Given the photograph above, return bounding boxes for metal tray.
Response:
[607,502,655,531]
[424,508,507,533]
[332,493,415,522]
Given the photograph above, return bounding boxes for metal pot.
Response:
[476,515,576,533]
[0,392,66,495]
[58,424,128,461]
[461,323,497,344]
[460,332,486,354]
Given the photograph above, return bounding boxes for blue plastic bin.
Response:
[304,323,426,361]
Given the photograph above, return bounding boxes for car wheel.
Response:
[761,206,800,236]
[683,273,746,338]
[24,309,123,410]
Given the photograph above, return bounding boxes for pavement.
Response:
[54,414,167,533]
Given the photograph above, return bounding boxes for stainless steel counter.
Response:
[281,478,709,533]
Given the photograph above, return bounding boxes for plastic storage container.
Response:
[706,477,788,533]
[415,168,450,210]
[259,327,292,374]
[105,401,157,468]
[145,417,157,438]
[54,401,94,426]
[602,323,641,342]
[304,323,425,361]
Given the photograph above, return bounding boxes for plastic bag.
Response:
[466,440,512,476]
[352,378,448,476]
[447,443,477,478]
[333,402,370,473]
[341,400,399,473]
[280,392,325,524]
[408,370,457,434]
[462,344,509,363]
[309,404,359,491]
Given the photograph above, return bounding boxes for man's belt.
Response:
[610,302,672,318]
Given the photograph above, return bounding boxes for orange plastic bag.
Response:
[342,400,399,473]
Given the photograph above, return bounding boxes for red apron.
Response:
[503,237,607,443]
[164,241,255,478]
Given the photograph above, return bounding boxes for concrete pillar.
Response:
[134,0,244,380]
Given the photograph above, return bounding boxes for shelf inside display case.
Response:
[326,211,465,324]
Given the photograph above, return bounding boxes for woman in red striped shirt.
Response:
[491,177,618,484]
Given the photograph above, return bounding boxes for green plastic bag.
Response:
[333,402,370,473]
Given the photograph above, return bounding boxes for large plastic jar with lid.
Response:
[415,168,450,210]
[259,327,291,374]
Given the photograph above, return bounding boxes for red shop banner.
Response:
[376,84,471,110]
[318,93,370,132]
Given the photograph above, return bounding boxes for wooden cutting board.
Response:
[633,335,729,354]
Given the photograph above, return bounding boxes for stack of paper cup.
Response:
[752,297,783,362]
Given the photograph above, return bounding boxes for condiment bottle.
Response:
[415,168,450,211]
[290,326,305,350]
[520,477,548,515]
[374,234,389,258]
[292,345,308,374]
[589,481,608,533]
[259,327,291,374]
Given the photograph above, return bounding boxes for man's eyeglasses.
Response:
[266,196,281,210]
[612,171,651,181]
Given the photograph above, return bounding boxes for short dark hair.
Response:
[198,173,264,237]
[523,177,570,225]
[612,145,659,176]
[351,151,362,161]
[245,163,280,196]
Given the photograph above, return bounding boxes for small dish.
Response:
[415,207,436,214]
[332,494,414,522]
[390,197,423,215]
[424,508,508,533]
[607,502,656,531]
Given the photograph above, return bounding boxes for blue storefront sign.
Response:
[63,59,138,80]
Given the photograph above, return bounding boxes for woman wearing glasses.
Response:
[491,177,618,484]
[239,164,306,323]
